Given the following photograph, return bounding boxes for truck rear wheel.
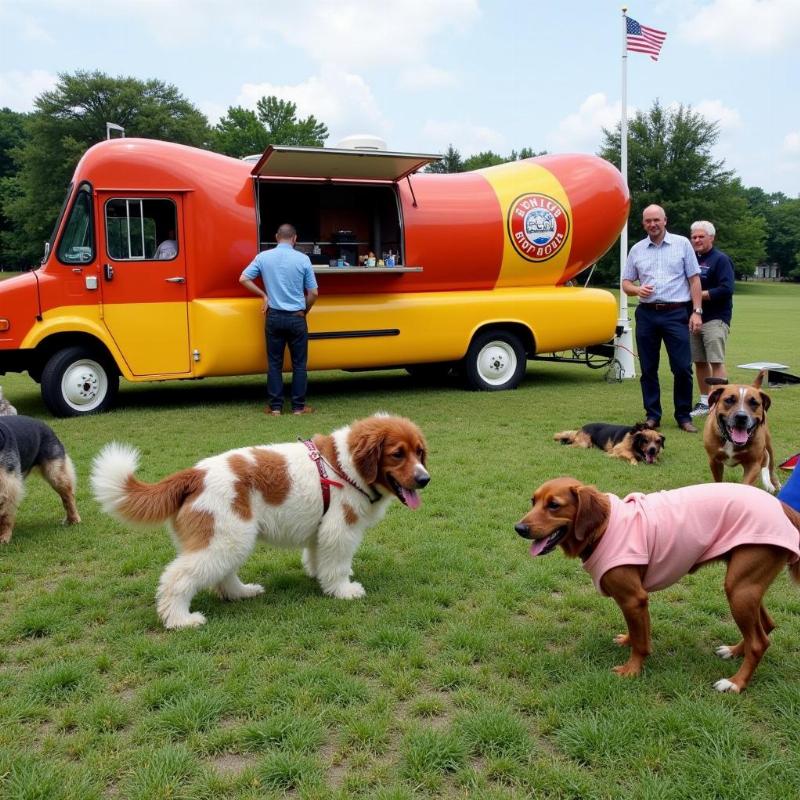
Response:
[464,330,527,391]
[41,346,119,417]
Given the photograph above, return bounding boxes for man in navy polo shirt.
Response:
[688,220,735,417]
[240,223,319,415]
[622,205,703,432]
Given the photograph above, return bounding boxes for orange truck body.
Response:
[0,139,629,415]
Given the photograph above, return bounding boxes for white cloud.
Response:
[272,0,479,70]
[236,66,388,140]
[421,120,506,156]
[693,99,742,131]
[0,69,58,111]
[681,0,800,53]
[547,93,631,153]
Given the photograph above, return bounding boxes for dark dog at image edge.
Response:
[515,477,800,692]
[704,370,779,492]
[0,416,80,543]
[91,414,429,629]
[554,422,665,465]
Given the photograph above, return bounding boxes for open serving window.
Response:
[252,145,439,269]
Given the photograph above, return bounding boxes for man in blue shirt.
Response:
[240,223,319,415]
[688,220,735,417]
[622,205,703,432]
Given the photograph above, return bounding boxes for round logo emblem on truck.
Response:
[507,193,570,262]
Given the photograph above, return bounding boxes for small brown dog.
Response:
[703,370,779,492]
[554,422,665,465]
[515,477,800,692]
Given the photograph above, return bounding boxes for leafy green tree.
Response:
[743,187,800,279]
[426,144,544,173]
[425,144,463,173]
[767,199,800,279]
[1,71,210,268]
[462,151,506,171]
[0,108,28,269]
[594,100,766,283]
[211,96,328,157]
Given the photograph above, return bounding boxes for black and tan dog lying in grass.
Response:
[554,422,665,465]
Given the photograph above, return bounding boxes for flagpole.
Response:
[614,5,636,379]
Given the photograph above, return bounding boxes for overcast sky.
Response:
[1,0,798,196]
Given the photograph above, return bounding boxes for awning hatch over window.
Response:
[250,145,441,182]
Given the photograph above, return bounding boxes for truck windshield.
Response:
[57,183,94,264]
[44,182,74,263]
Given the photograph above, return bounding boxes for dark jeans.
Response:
[634,304,693,424]
[266,310,308,411]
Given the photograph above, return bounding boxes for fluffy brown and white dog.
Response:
[703,370,779,492]
[0,415,80,543]
[554,422,665,465]
[91,414,429,629]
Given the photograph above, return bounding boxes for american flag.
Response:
[626,17,667,61]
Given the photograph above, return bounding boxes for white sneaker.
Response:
[690,402,709,417]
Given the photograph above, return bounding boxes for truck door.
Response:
[97,193,190,375]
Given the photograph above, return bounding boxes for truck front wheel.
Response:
[464,330,527,391]
[41,347,119,417]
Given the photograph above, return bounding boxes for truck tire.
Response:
[41,346,119,417]
[463,330,527,391]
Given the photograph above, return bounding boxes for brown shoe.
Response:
[679,421,698,433]
[644,418,660,430]
[265,408,282,416]
[292,406,315,415]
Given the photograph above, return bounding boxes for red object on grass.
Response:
[779,453,799,471]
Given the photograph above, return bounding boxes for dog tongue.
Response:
[402,488,421,510]
[529,537,552,557]
[731,428,750,445]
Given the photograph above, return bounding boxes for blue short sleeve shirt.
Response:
[243,242,317,312]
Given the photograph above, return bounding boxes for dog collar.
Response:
[300,438,381,510]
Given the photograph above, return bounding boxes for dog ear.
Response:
[759,391,771,413]
[659,435,666,449]
[572,485,608,542]
[350,430,384,485]
[708,387,725,408]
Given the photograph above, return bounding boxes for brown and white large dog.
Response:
[91,414,429,629]
[515,477,800,692]
[703,370,779,492]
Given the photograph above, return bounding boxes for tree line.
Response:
[1,71,798,282]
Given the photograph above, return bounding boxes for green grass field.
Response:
[1,281,799,799]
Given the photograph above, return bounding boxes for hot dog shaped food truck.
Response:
[0,138,629,416]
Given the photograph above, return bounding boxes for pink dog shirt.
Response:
[583,483,800,595]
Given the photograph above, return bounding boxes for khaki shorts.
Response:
[690,318,729,363]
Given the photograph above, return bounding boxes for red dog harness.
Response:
[301,438,344,514]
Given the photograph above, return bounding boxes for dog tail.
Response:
[753,369,767,390]
[554,430,578,444]
[91,443,204,527]
[781,501,800,584]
